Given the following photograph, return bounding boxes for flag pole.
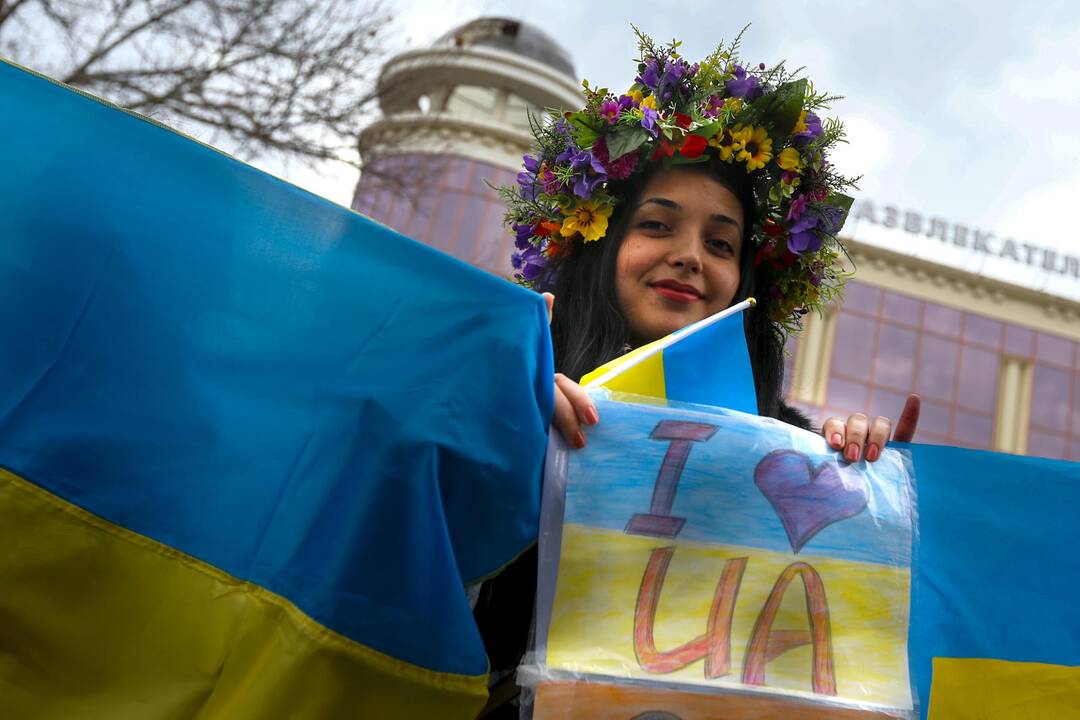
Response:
[583,297,756,389]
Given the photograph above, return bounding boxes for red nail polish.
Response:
[585,407,599,425]
[830,432,843,448]
[845,442,859,463]
[573,430,586,449]
[866,443,880,462]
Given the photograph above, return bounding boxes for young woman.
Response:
[479,32,918,717]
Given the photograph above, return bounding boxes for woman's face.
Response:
[615,167,744,344]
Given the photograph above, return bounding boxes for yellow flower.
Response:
[722,97,743,113]
[640,94,658,111]
[561,199,614,243]
[793,110,809,135]
[628,89,644,104]
[708,128,740,161]
[737,125,773,171]
[776,147,803,171]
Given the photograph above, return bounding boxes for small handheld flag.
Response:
[581,298,758,414]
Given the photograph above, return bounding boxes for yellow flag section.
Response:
[0,469,488,718]
[582,342,668,397]
[547,524,912,711]
[928,658,1080,719]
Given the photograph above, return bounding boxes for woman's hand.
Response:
[545,293,600,449]
[822,394,921,463]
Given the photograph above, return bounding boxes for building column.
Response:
[790,307,838,408]
[994,357,1034,454]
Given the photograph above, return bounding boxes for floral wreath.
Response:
[501,28,857,330]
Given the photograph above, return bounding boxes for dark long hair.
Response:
[546,158,806,427]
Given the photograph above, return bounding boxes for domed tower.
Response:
[351,18,581,275]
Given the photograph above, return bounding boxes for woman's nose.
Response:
[667,234,702,273]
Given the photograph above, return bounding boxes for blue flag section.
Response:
[0,59,552,716]
[904,443,1080,719]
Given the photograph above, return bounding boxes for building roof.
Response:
[435,17,576,79]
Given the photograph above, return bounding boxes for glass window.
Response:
[442,157,474,190]
[1035,332,1074,368]
[444,85,499,121]
[923,302,962,336]
[842,281,881,316]
[831,312,877,378]
[1028,430,1067,460]
[955,345,998,413]
[505,93,537,131]
[869,387,909,423]
[1003,324,1035,358]
[873,323,917,389]
[918,399,952,437]
[916,335,959,403]
[429,192,464,254]
[1030,364,1072,430]
[963,313,1002,349]
[826,376,869,412]
[952,410,994,449]
[881,291,921,327]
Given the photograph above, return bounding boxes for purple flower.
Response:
[556,147,608,199]
[795,111,823,145]
[513,223,533,249]
[703,94,723,118]
[641,106,659,138]
[539,167,563,195]
[515,245,547,281]
[618,94,636,111]
[725,65,761,100]
[599,100,620,125]
[786,195,807,223]
[787,213,821,254]
[522,154,540,173]
[637,59,662,92]
[516,170,538,200]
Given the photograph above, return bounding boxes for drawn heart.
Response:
[754,449,868,554]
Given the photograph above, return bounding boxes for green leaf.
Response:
[829,192,854,213]
[670,154,709,166]
[691,120,723,138]
[566,111,601,147]
[770,78,808,136]
[606,126,650,161]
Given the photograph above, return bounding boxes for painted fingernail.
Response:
[866,443,880,462]
[845,442,860,463]
[573,430,586,449]
[830,432,843,448]
[585,406,599,425]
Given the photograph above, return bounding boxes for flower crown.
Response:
[502,28,856,330]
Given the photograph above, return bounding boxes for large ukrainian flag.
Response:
[0,60,552,717]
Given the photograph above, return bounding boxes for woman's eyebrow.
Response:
[639,197,740,230]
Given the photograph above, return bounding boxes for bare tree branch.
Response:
[2,0,392,172]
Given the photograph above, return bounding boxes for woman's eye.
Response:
[637,220,669,232]
[706,238,735,254]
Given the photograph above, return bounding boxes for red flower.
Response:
[674,113,693,130]
[762,218,787,237]
[651,140,676,161]
[535,220,561,237]
[679,134,708,159]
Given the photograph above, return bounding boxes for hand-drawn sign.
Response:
[528,394,916,718]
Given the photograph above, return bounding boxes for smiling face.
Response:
[615,166,745,345]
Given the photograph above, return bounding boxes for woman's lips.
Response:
[650,280,702,304]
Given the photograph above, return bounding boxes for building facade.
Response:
[353,17,1080,461]
[352,18,580,275]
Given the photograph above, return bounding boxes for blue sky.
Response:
[289,0,1080,299]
